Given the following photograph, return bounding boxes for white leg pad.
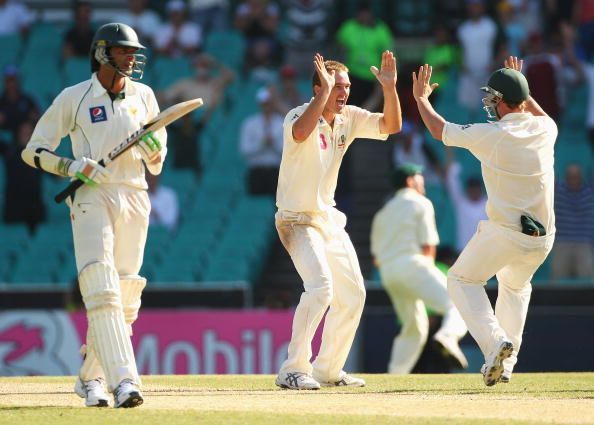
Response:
[119,275,147,335]
[78,337,105,382]
[79,262,140,392]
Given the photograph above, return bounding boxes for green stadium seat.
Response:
[204,30,245,72]
[0,34,22,74]
[63,57,90,86]
[151,56,193,91]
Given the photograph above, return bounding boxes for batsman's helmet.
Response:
[90,23,146,80]
[480,68,529,119]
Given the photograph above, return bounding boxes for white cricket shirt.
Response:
[276,102,388,212]
[371,188,440,266]
[442,112,557,234]
[27,73,167,190]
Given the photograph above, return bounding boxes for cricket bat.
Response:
[54,97,203,204]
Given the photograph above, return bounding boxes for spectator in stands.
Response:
[236,0,282,80]
[62,1,95,59]
[585,56,594,153]
[522,32,563,121]
[0,120,45,234]
[189,0,229,35]
[392,121,441,186]
[336,1,394,108]
[444,149,487,253]
[457,0,498,116]
[159,53,234,172]
[496,1,527,58]
[239,87,284,195]
[154,0,203,58]
[552,164,594,280]
[0,0,33,36]
[146,172,180,233]
[423,24,459,106]
[270,64,307,114]
[281,0,333,78]
[574,0,594,61]
[0,65,39,139]
[118,0,162,47]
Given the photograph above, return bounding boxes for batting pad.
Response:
[120,275,147,335]
[78,338,105,382]
[79,262,140,392]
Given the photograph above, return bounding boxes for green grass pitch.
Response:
[1,373,594,424]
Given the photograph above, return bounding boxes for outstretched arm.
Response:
[371,50,402,134]
[412,64,446,141]
[504,56,548,117]
[291,53,333,142]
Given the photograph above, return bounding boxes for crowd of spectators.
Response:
[1,0,594,282]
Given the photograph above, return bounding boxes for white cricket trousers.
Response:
[70,184,150,391]
[447,220,554,373]
[379,255,467,374]
[275,209,366,382]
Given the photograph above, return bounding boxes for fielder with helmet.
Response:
[412,56,556,386]
[21,23,166,407]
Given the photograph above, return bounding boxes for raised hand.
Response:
[504,56,523,72]
[412,64,439,101]
[314,53,335,93]
[370,50,397,87]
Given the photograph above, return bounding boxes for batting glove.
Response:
[136,132,162,164]
[68,157,111,187]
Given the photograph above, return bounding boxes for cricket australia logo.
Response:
[337,134,346,151]
[89,106,107,123]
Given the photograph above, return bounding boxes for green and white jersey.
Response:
[27,73,167,189]
[277,101,388,213]
[442,113,557,234]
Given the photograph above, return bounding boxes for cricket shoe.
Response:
[433,333,469,370]
[74,377,109,407]
[275,371,320,390]
[482,339,514,387]
[500,370,512,383]
[317,371,365,388]
[113,379,144,408]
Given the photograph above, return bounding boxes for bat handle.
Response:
[53,159,107,204]
[54,179,85,204]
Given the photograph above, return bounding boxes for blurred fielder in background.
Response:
[371,163,468,375]
[275,51,402,390]
[412,56,556,386]
[21,23,166,407]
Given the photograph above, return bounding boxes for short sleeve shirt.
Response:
[370,188,440,266]
[442,113,557,233]
[276,102,388,212]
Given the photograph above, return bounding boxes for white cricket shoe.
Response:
[433,333,469,370]
[275,371,320,390]
[113,378,144,408]
[317,371,365,387]
[500,370,512,383]
[483,339,514,387]
[74,378,109,407]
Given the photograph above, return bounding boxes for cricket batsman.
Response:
[21,23,166,407]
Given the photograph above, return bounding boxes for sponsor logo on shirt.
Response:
[319,134,327,150]
[89,106,107,123]
[460,124,473,130]
[337,134,346,150]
